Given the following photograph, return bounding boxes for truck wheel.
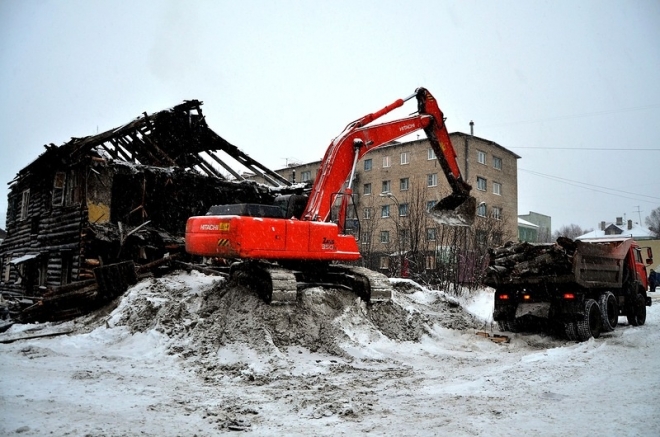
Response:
[598,292,618,332]
[626,293,647,326]
[564,321,578,341]
[497,320,519,332]
[576,299,602,341]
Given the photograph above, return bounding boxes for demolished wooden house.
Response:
[0,99,291,322]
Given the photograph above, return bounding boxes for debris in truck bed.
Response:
[486,237,577,282]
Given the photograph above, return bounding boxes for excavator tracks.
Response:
[230,262,297,304]
[231,261,392,305]
[329,265,393,303]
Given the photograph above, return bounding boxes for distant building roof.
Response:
[518,218,539,229]
[577,221,654,240]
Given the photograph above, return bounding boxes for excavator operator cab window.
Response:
[274,194,308,220]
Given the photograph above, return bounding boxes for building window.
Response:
[399,203,409,217]
[20,189,30,221]
[53,172,66,206]
[380,231,390,244]
[400,152,409,165]
[492,206,502,220]
[364,207,373,219]
[425,255,436,270]
[427,173,438,187]
[399,228,410,244]
[380,256,390,269]
[426,228,436,241]
[381,205,390,218]
[427,148,436,160]
[61,250,73,285]
[382,180,391,193]
[2,257,10,283]
[493,182,501,195]
[301,170,312,182]
[7,195,18,222]
[361,233,371,245]
[477,177,487,191]
[400,177,409,191]
[364,159,372,171]
[65,170,81,206]
[493,156,502,170]
[477,150,486,165]
[477,202,487,217]
[426,200,436,212]
[363,183,372,195]
[476,230,487,247]
[383,156,391,168]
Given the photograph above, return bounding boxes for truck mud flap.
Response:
[646,296,652,307]
[515,302,551,319]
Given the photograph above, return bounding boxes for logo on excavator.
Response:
[322,237,336,250]
[200,222,230,231]
[399,123,416,132]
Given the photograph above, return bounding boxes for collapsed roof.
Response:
[11,99,290,188]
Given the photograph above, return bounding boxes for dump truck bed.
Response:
[486,237,633,290]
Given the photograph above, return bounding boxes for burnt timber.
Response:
[0,100,291,322]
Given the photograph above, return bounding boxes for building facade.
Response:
[518,211,552,242]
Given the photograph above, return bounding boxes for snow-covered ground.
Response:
[1,272,659,436]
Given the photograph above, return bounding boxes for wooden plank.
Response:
[0,328,74,344]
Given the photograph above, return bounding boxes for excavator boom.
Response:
[302,87,475,226]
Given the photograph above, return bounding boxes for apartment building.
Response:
[271,132,520,272]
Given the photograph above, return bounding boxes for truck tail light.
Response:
[563,293,576,300]
[498,294,510,300]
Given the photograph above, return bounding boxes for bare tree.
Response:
[645,206,660,238]
[552,224,592,240]
[356,195,380,270]
[399,180,432,276]
[536,227,553,243]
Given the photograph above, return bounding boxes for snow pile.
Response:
[3,271,659,436]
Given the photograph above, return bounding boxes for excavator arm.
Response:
[302,87,476,226]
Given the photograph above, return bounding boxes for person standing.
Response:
[649,269,657,293]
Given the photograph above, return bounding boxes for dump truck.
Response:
[485,237,653,341]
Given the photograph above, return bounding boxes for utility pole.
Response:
[634,206,642,225]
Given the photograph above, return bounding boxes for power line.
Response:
[512,147,660,151]
[483,103,660,128]
[519,168,660,203]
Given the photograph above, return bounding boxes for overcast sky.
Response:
[1,0,659,232]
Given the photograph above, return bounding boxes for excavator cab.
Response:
[273,194,309,220]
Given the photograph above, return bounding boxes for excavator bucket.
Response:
[429,194,477,227]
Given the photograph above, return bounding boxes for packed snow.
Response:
[1,271,659,436]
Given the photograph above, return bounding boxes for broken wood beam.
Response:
[174,260,229,277]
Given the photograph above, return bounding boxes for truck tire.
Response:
[497,320,519,332]
[564,321,578,341]
[626,292,647,326]
[576,299,602,341]
[598,292,618,332]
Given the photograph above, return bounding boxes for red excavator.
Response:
[185,87,476,304]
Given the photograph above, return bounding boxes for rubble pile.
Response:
[76,271,482,378]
